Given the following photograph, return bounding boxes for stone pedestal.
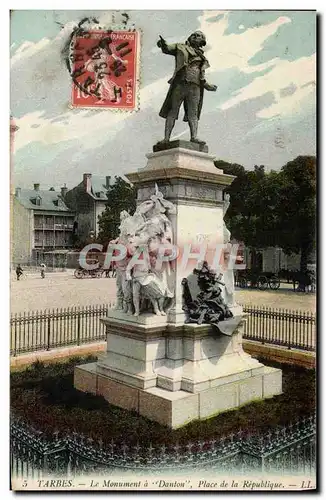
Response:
[74,143,282,428]
[75,310,282,428]
[127,145,235,324]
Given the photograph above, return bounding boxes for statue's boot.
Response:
[191,138,206,145]
[115,299,124,310]
[157,117,175,145]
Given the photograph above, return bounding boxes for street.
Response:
[11,271,316,314]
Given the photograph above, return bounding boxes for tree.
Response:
[215,156,316,274]
[97,177,137,244]
[275,156,316,273]
[215,160,279,250]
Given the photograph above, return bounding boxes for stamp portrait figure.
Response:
[157,31,217,145]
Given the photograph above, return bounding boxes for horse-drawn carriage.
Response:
[236,269,280,290]
[74,261,116,279]
[236,268,316,292]
[278,268,316,293]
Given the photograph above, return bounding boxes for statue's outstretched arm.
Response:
[157,36,177,55]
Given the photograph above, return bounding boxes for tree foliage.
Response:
[275,156,316,271]
[97,177,137,245]
[215,156,316,272]
[215,161,279,249]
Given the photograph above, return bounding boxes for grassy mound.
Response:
[11,356,315,446]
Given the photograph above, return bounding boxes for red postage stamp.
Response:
[70,30,139,109]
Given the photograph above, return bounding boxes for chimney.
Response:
[83,173,92,193]
[34,183,40,191]
[15,187,21,198]
[61,183,68,198]
[106,176,111,189]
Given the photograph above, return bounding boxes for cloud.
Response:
[257,84,315,120]
[11,10,315,175]
[220,54,316,119]
[11,38,51,65]
[196,11,315,122]
[198,11,291,73]
[11,16,171,154]
[13,73,169,153]
[12,11,294,154]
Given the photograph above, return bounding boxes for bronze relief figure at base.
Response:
[182,261,233,329]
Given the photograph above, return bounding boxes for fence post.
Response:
[284,308,290,349]
[77,307,81,346]
[47,311,51,351]
[303,311,308,350]
[289,309,294,350]
[22,311,26,353]
[13,313,17,357]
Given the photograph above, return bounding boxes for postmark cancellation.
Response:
[69,29,140,110]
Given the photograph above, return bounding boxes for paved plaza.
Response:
[11,270,316,314]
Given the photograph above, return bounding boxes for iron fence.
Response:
[242,305,316,352]
[10,304,110,356]
[10,303,316,356]
[10,413,316,478]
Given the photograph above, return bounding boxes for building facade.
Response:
[12,184,76,267]
[63,174,111,242]
[241,245,312,273]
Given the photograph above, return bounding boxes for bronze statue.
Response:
[182,262,233,327]
[157,31,217,146]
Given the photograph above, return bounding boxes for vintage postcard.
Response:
[10,9,317,492]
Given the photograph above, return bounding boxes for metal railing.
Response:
[10,303,316,356]
[242,305,316,352]
[10,413,316,477]
[11,304,110,356]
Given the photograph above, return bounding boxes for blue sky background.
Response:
[10,10,316,190]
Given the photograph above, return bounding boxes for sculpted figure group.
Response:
[110,186,236,318]
[182,261,233,328]
[110,185,176,317]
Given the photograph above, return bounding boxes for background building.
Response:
[241,245,314,274]
[63,174,111,242]
[12,184,76,267]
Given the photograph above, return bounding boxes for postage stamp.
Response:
[10,8,317,493]
[70,30,139,109]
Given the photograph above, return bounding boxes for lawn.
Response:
[10,356,316,446]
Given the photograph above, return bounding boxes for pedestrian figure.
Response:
[16,264,23,281]
[40,263,46,279]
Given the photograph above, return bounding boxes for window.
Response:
[55,216,63,225]
[34,216,43,229]
[44,216,54,228]
[45,233,54,246]
[55,234,65,246]
[34,232,42,244]
[31,196,42,206]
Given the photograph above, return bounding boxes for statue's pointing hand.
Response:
[157,35,166,48]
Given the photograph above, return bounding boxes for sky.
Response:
[10,9,316,190]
